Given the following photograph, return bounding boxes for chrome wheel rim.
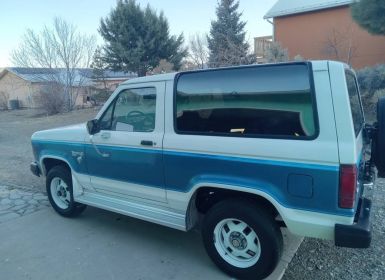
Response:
[213,218,261,268]
[50,177,71,209]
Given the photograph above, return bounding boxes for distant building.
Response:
[90,69,137,92]
[254,36,273,63]
[0,68,136,108]
[264,0,385,69]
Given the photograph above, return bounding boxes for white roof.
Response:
[121,72,177,85]
[264,0,353,19]
[122,60,352,85]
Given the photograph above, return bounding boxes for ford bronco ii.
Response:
[30,61,385,279]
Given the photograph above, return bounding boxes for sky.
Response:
[0,0,276,67]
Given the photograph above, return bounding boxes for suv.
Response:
[30,61,384,280]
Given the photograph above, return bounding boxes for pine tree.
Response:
[99,0,187,76]
[91,47,109,91]
[208,0,254,67]
[351,0,385,35]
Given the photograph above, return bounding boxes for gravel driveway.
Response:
[283,179,385,280]
[0,108,384,279]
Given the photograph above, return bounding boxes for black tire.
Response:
[46,165,87,217]
[375,97,385,177]
[202,199,283,280]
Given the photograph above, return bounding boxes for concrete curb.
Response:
[266,229,303,280]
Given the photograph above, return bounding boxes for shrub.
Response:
[356,64,385,120]
[293,54,304,61]
[264,42,289,63]
[34,83,66,115]
[356,64,385,96]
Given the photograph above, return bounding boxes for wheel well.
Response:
[195,187,280,219]
[42,158,70,175]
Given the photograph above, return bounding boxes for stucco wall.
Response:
[0,71,94,109]
[274,6,385,69]
[0,72,35,108]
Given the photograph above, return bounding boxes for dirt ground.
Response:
[0,108,99,191]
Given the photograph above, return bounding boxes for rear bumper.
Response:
[335,198,372,248]
[30,161,41,177]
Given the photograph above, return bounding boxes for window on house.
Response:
[175,64,317,138]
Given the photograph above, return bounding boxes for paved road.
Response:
[0,187,302,280]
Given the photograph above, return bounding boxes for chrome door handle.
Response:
[141,140,154,146]
[90,135,110,158]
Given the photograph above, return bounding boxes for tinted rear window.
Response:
[175,64,317,139]
[345,71,364,136]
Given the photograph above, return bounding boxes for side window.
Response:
[99,87,156,132]
[175,64,317,138]
[345,72,364,136]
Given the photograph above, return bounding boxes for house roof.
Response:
[78,69,137,80]
[4,68,67,83]
[0,67,136,86]
[264,0,354,19]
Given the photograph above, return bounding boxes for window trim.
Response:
[98,95,117,131]
[173,62,320,140]
[98,86,157,132]
[345,70,365,137]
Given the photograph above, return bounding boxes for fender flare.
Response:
[184,182,286,230]
[39,155,73,176]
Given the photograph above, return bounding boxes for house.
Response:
[0,68,136,109]
[254,36,273,63]
[264,0,385,69]
[82,69,137,92]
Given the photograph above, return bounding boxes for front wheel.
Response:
[202,199,283,280]
[46,165,86,217]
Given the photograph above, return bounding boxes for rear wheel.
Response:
[374,97,385,177]
[202,199,283,280]
[46,165,87,217]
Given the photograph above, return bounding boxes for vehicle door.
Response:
[85,82,166,202]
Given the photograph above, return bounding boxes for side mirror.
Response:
[87,119,100,135]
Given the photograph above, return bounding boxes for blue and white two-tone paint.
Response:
[31,60,366,242]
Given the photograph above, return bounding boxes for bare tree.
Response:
[180,60,198,71]
[151,59,174,74]
[12,17,96,111]
[323,26,357,66]
[188,34,209,69]
[264,42,289,63]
